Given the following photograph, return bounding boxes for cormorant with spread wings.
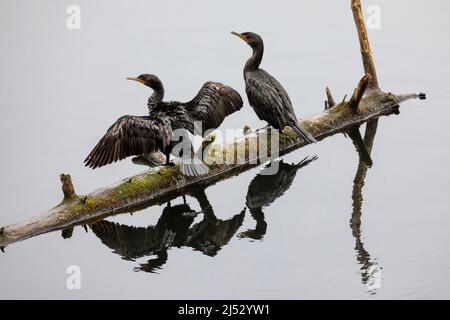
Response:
[84,74,243,176]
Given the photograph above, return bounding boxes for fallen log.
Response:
[0,0,426,248]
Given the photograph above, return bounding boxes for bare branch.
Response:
[60,174,76,200]
[351,0,379,89]
[349,74,372,111]
[325,87,336,109]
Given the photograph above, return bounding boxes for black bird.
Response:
[231,31,317,143]
[239,156,317,240]
[84,74,243,176]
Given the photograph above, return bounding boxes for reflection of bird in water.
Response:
[187,188,245,256]
[231,31,316,143]
[239,156,317,240]
[84,74,243,176]
[91,201,197,271]
[90,188,244,273]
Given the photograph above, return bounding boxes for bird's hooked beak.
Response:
[231,31,247,42]
[126,77,145,84]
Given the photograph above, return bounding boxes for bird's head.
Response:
[127,74,163,91]
[231,31,263,49]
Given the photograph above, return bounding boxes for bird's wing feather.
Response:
[84,115,172,169]
[245,70,298,128]
[153,102,196,134]
[185,82,243,133]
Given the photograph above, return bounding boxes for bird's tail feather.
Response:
[291,124,317,144]
[180,157,209,177]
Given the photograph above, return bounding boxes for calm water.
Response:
[1,0,449,299]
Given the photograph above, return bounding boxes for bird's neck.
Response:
[245,43,264,72]
[147,87,165,112]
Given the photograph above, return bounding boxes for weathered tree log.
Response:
[0,0,426,248]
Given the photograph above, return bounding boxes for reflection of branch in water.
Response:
[348,127,373,168]
[90,189,244,273]
[348,119,382,293]
[239,156,317,240]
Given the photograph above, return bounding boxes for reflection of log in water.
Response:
[239,157,317,240]
[348,119,382,293]
[90,189,244,273]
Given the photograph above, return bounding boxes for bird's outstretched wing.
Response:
[186,82,243,133]
[84,115,172,169]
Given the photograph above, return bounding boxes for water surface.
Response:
[0,0,449,299]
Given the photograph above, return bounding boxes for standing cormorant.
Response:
[231,31,317,143]
[84,74,243,176]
